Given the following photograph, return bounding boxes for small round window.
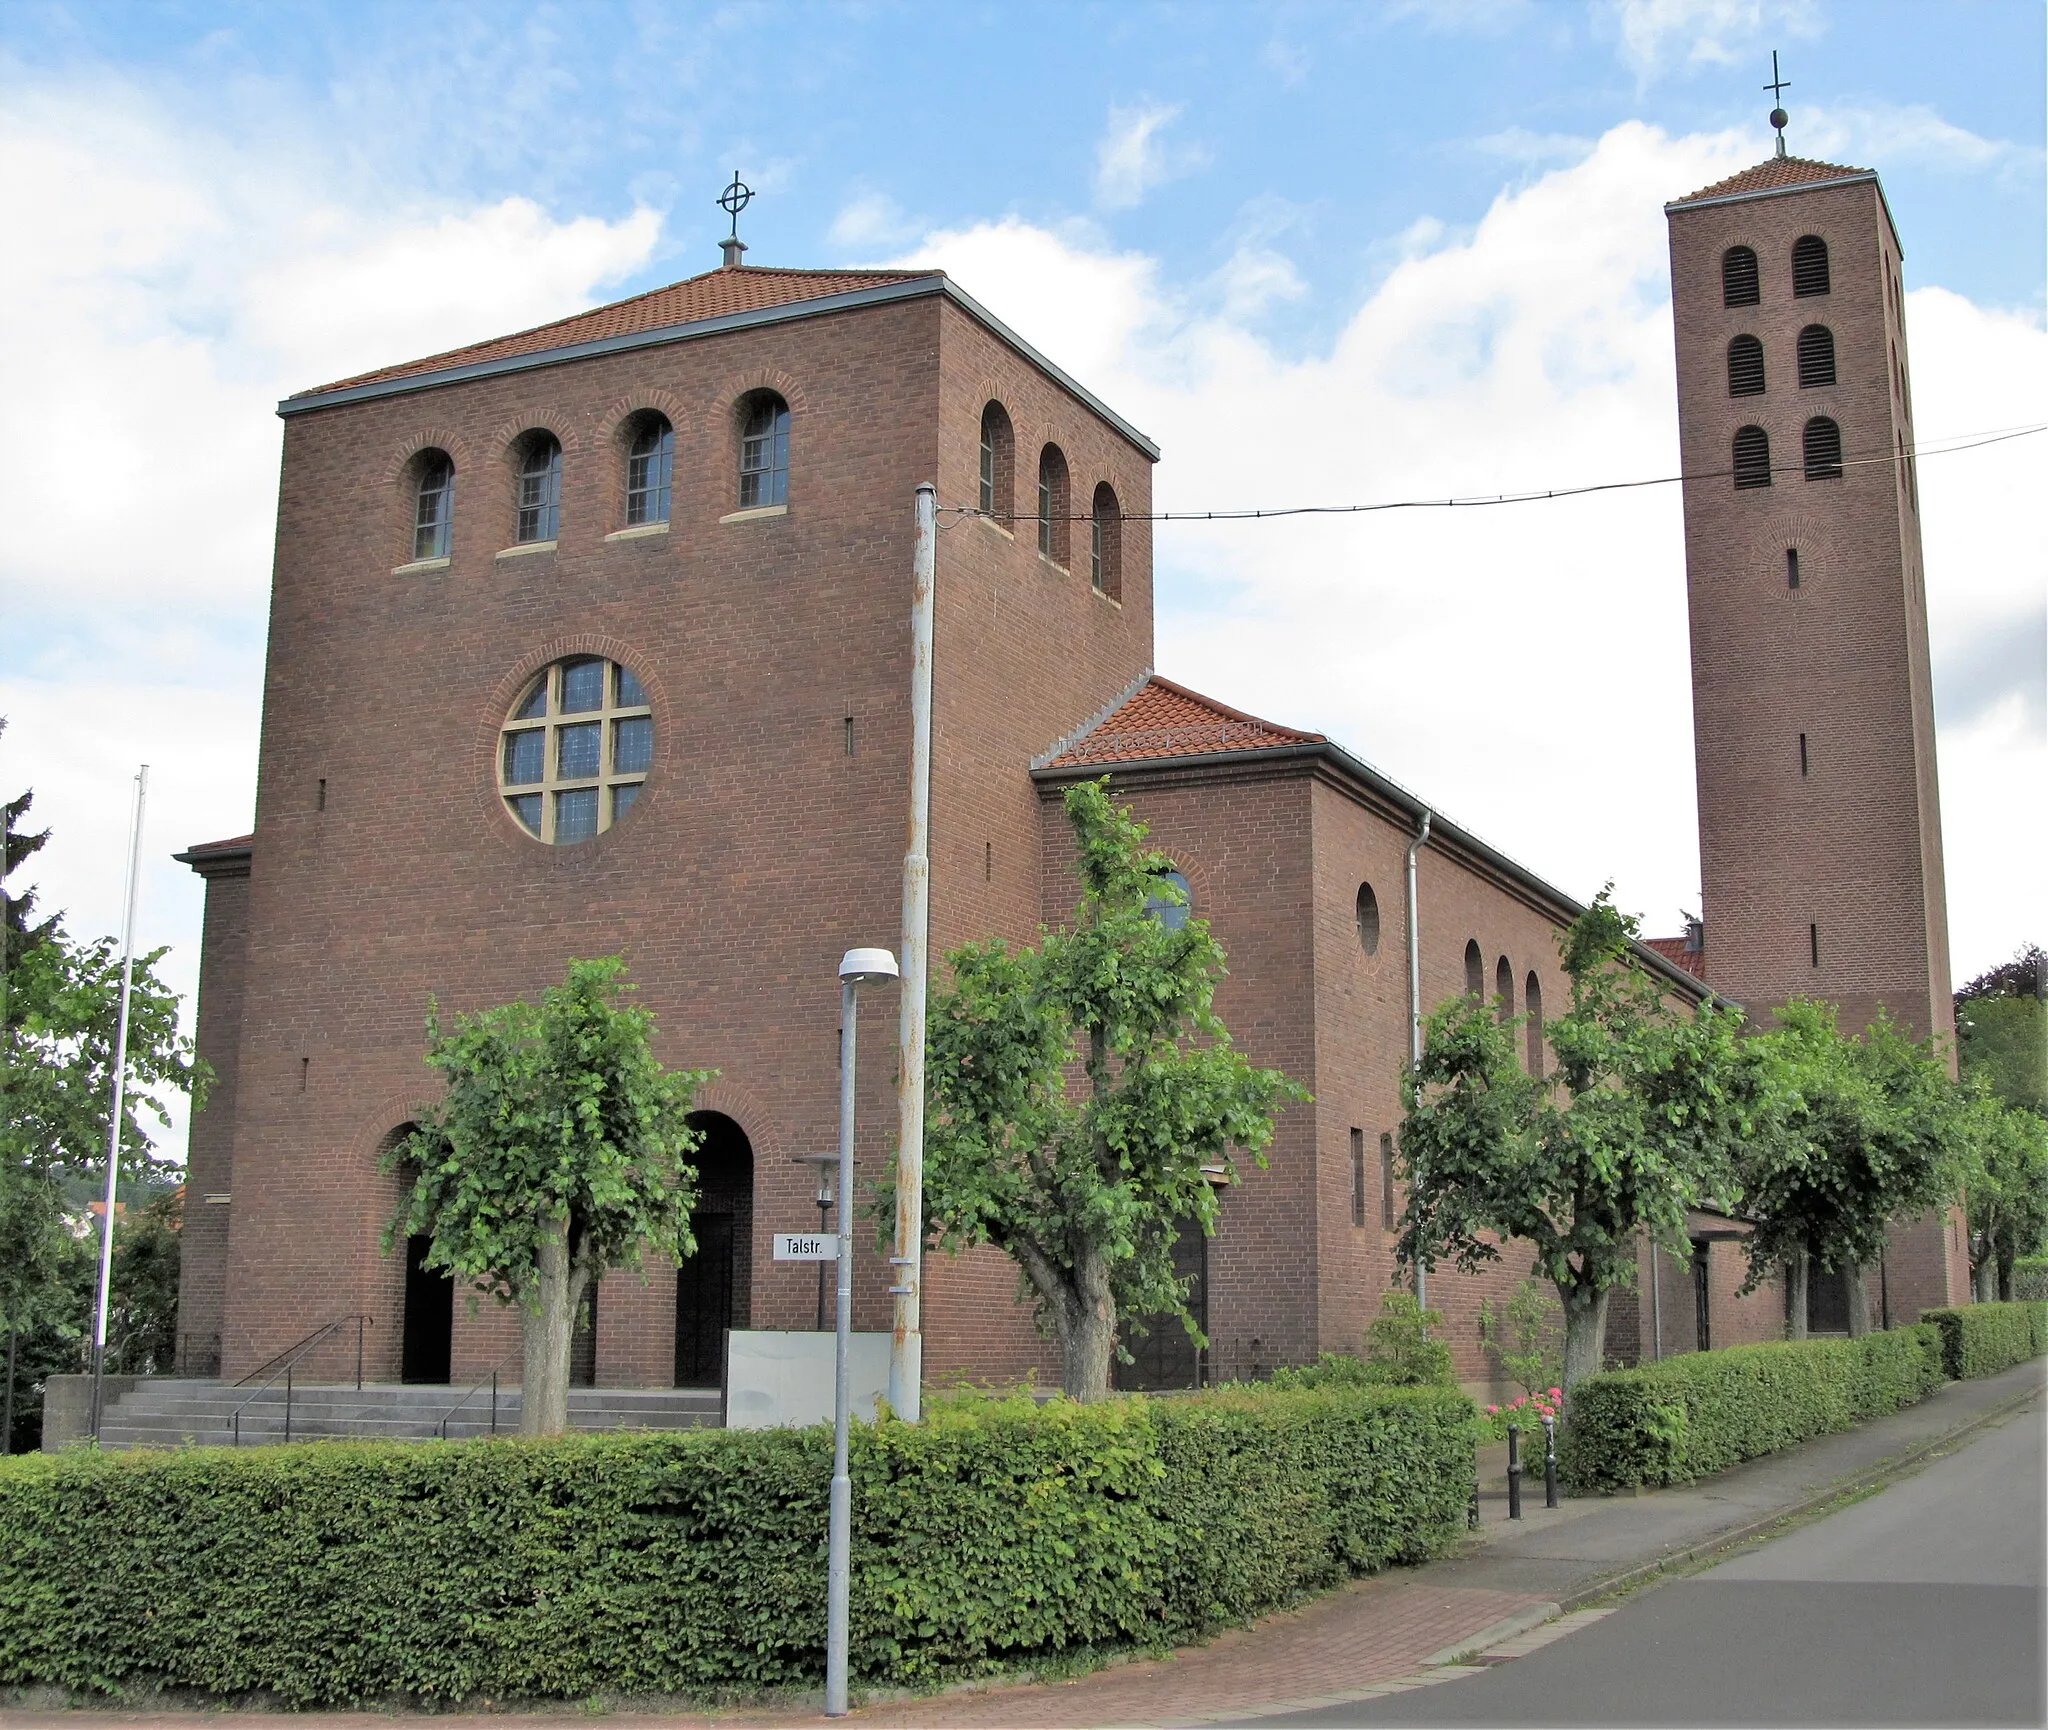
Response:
[1356,882,1381,954]
[499,656,651,844]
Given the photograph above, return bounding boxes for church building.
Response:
[170,136,1963,1405]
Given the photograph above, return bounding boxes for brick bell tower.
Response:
[1665,99,1967,1314]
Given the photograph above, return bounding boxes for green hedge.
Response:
[1921,1302,2048,1380]
[2009,1259,2048,1304]
[0,1383,1472,1708]
[1559,1326,1944,1493]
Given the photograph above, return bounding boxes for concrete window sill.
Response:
[976,515,1015,543]
[605,522,671,543]
[392,556,450,575]
[1038,553,1069,576]
[719,504,788,525]
[1091,588,1123,609]
[495,540,558,560]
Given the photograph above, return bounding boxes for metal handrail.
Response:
[229,1314,370,1446]
[437,1349,521,1440]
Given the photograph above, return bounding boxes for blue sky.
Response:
[2,0,2043,1165]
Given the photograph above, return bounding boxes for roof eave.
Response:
[276,275,1161,459]
[1665,169,1900,256]
[1035,739,1729,1008]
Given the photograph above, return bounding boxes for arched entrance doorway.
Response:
[384,1123,454,1385]
[675,1112,754,1387]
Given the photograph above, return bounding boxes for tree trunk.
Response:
[1785,1251,1809,1340]
[1997,1251,2014,1303]
[521,1221,580,1437]
[1976,1254,1999,1305]
[1559,1283,1611,1391]
[1845,1262,1871,1338]
[1062,1245,1117,1403]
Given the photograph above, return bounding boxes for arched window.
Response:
[738,392,790,508]
[1355,882,1381,955]
[1090,482,1122,600]
[1792,235,1830,298]
[1464,939,1484,999]
[978,401,1014,521]
[1803,417,1843,481]
[1722,245,1760,308]
[412,450,455,561]
[1733,425,1772,490]
[514,432,562,544]
[1524,973,1544,1077]
[499,656,652,844]
[1037,443,1070,566]
[1145,869,1191,931]
[1726,334,1765,397]
[624,412,674,526]
[1495,956,1514,1023]
[1797,326,1836,389]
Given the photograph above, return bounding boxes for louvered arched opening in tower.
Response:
[1464,938,1484,998]
[1733,425,1772,489]
[1797,325,1836,389]
[1726,334,1765,396]
[1722,245,1760,307]
[1803,417,1843,481]
[1792,235,1831,298]
[1494,956,1514,1023]
[1090,482,1122,600]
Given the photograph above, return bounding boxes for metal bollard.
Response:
[1469,1471,1481,1530]
[1543,1414,1559,1508]
[1506,1423,1523,1520]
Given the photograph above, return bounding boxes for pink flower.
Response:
[1486,1405,1499,1415]
[1549,1387,1563,1398]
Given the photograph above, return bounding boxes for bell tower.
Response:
[1665,111,1966,1311]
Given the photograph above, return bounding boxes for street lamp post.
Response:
[826,946,898,1719]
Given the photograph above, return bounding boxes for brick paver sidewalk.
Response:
[855,1580,1544,1727]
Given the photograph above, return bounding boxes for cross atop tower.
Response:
[718,171,753,270]
[1764,52,1791,158]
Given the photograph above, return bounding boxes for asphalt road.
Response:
[1240,1395,2047,1728]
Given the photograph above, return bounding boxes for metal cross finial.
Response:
[1764,53,1791,158]
[718,172,754,240]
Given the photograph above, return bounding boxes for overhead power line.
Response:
[940,422,2046,525]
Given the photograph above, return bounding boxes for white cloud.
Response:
[1601,0,1819,83]
[899,119,2042,980]
[1094,100,1205,211]
[1799,102,2038,175]
[828,190,919,251]
[0,74,664,1164]
[1473,128,1597,167]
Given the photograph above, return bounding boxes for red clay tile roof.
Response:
[298,266,939,396]
[1672,156,1874,205]
[1644,935,1707,979]
[178,833,254,854]
[1041,675,1323,769]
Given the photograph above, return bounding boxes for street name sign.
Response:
[774,1232,840,1261]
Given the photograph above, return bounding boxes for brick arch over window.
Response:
[1803,416,1843,481]
[474,632,670,858]
[1792,234,1831,298]
[1091,482,1122,601]
[1495,955,1515,1022]
[1037,443,1071,566]
[1464,938,1485,998]
[401,446,457,563]
[1524,972,1545,1076]
[596,389,690,522]
[979,400,1015,521]
[736,390,791,508]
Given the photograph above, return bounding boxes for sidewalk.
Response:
[7,1360,2040,1730]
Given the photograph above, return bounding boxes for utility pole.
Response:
[1404,809,1431,1317]
[90,764,148,1440]
[889,483,936,1423]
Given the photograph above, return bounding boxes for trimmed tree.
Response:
[1734,1000,1967,1335]
[389,958,709,1436]
[920,780,1305,1402]
[1395,891,1747,1390]
[1959,1084,2048,1302]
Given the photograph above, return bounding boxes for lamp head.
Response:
[839,947,900,986]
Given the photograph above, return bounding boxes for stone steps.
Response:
[96,1379,724,1449]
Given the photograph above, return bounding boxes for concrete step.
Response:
[97,1378,725,1449]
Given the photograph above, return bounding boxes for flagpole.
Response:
[89,765,148,1440]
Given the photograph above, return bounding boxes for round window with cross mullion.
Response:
[499,656,651,843]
